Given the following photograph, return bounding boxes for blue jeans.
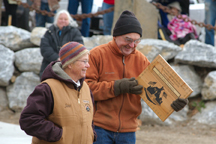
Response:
[102,2,114,35]
[36,2,55,27]
[205,0,216,46]
[68,0,93,37]
[93,126,136,144]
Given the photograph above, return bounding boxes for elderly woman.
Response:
[20,42,96,143]
[39,9,83,78]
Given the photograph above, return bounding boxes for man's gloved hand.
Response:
[114,77,143,96]
[171,98,189,112]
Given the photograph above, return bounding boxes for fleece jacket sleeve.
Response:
[85,50,116,101]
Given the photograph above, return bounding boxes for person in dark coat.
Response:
[39,9,84,78]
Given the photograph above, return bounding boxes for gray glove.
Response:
[171,98,188,112]
[114,77,143,96]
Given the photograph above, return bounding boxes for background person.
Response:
[32,0,60,27]
[85,10,188,144]
[152,0,190,28]
[39,9,83,78]
[67,0,93,37]
[102,0,115,35]
[204,0,216,46]
[19,41,96,143]
[167,1,198,44]
[3,0,18,26]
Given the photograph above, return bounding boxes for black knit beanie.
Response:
[113,10,142,37]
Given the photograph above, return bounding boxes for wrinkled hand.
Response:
[171,98,188,112]
[114,77,143,96]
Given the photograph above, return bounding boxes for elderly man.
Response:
[20,42,96,144]
[85,10,188,144]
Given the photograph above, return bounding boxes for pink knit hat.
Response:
[59,42,89,68]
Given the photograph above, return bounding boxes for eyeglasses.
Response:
[122,36,141,45]
[76,60,89,65]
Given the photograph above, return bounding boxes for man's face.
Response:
[114,33,141,56]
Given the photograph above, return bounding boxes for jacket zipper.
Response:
[50,30,59,51]
[78,91,83,139]
[78,91,80,104]
[117,56,125,132]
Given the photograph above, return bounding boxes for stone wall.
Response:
[1,26,216,127]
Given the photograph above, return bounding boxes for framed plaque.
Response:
[137,54,193,122]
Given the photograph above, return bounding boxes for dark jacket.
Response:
[19,61,96,142]
[39,25,83,78]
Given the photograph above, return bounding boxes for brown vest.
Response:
[32,79,94,144]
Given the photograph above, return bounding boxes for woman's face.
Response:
[57,13,69,30]
[69,53,90,82]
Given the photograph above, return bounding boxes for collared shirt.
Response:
[59,30,62,36]
[72,79,81,87]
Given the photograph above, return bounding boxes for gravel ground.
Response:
[1,109,215,144]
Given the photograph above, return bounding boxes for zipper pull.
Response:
[122,56,125,65]
[78,98,80,104]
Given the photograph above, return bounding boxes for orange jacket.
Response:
[85,38,150,132]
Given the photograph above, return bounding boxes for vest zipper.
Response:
[78,92,80,104]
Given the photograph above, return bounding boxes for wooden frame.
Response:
[137,54,193,122]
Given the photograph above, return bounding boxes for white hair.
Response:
[54,10,78,28]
